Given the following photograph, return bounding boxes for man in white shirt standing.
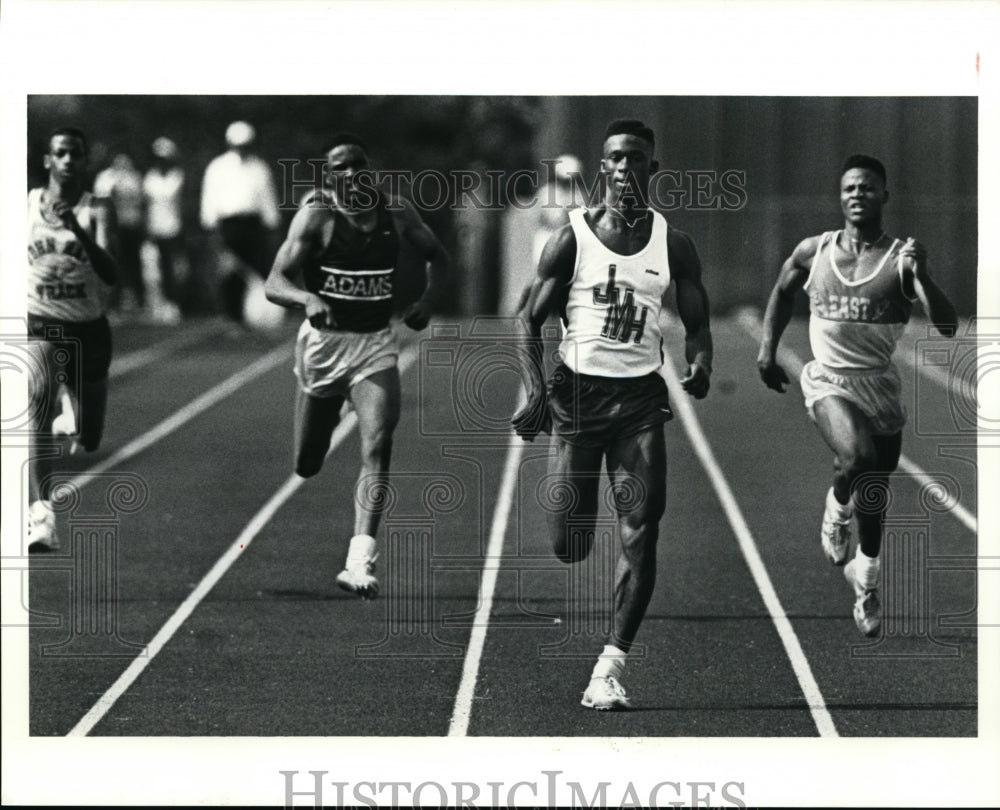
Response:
[200,120,281,323]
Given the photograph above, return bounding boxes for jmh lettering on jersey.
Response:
[593,264,648,344]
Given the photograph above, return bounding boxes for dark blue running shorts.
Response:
[546,362,673,448]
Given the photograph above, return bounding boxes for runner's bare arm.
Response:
[668,227,713,399]
[898,237,958,338]
[53,197,118,285]
[511,225,575,440]
[391,198,451,330]
[757,236,818,392]
[265,207,333,328]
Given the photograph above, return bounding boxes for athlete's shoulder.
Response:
[288,193,333,237]
[545,220,578,256]
[665,224,700,268]
[791,232,831,265]
[537,221,577,281]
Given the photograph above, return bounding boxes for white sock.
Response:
[346,534,377,564]
[827,487,853,520]
[854,548,880,590]
[591,645,627,681]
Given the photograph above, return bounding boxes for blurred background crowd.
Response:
[27,95,978,327]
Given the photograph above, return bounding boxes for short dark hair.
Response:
[322,132,369,156]
[47,126,88,155]
[841,154,886,185]
[604,119,655,150]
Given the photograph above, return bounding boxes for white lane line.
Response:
[68,348,417,737]
[64,344,292,493]
[895,455,978,533]
[659,359,838,737]
[448,427,525,737]
[109,320,229,379]
[736,310,978,534]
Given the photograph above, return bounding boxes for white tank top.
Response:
[804,230,915,370]
[558,207,670,377]
[27,188,109,321]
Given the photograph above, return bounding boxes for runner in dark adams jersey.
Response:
[266,133,449,599]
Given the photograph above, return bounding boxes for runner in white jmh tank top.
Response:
[757,154,957,638]
[26,127,118,553]
[513,119,713,711]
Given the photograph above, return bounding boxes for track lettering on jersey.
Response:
[36,282,88,301]
[593,263,648,344]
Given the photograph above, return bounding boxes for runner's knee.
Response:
[359,428,393,466]
[840,446,878,483]
[618,514,659,557]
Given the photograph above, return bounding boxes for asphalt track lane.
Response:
[29,335,299,735]
[26,315,978,737]
[64,333,519,735]
[468,385,821,736]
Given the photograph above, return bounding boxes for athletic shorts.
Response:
[800,360,905,436]
[27,313,113,385]
[546,362,673,448]
[294,321,398,398]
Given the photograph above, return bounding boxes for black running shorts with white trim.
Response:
[546,362,673,448]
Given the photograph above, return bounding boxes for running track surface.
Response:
[12,311,985,744]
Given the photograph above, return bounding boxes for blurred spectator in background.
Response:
[94,152,145,315]
[510,153,584,315]
[200,120,282,324]
[140,136,187,324]
[532,153,584,266]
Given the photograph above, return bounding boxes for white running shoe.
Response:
[821,488,851,566]
[28,500,60,552]
[844,558,881,637]
[581,676,632,711]
[336,552,380,599]
[52,387,77,437]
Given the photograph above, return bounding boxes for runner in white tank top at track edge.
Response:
[514,119,714,711]
[26,127,119,552]
[757,154,958,638]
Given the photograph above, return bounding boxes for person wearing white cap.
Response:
[141,136,188,323]
[199,120,281,323]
